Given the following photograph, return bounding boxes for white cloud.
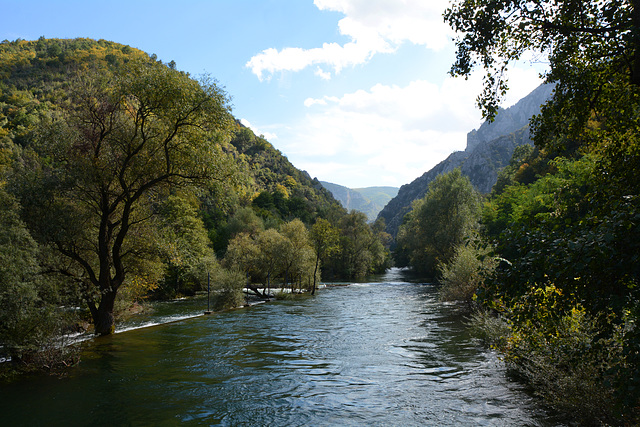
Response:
[242,0,547,187]
[240,118,279,141]
[271,64,544,188]
[314,67,332,80]
[314,0,452,48]
[276,73,483,187]
[246,0,453,80]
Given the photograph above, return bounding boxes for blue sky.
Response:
[1,0,545,188]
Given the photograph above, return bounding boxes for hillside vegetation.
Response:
[320,181,397,221]
[0,38,391,365]
[392,1,640,423]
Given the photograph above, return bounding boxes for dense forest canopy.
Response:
[413,0,640,423]
[0,38,391,357]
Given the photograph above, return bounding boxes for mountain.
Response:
[320,181,398,221]
[0,38,344,228]
[228,124,344,224]
[378,84,554,239]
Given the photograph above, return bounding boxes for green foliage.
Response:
[0,188,43,356]
[444,0,639,123]
[466,309,511,348]
[491,144,536,195]
[279,219,315,288]
[0,36,378,345]
[483,153,638,317]
[153,195,218,299]
[479,139,640,421]
[8,51,236,334]
[504,298,624,425]
[310,218,340,291]
[0,187,79,368]
[438,242,496,304]
[228,123,343,226]
[211,268,246,311]
[444,2,640,421]
[325,211,390,280]
[397,169,481,277]
[223,219,318,293]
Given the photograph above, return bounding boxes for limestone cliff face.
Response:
[378,84,553,239]
[465,84,553,152]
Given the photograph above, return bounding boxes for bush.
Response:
[0,188,81,371]
[211,268,246,311]
[466,309,511,348]
[438,242,496,304]
[502,295,625,425]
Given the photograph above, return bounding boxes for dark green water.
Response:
[1,269,560,426]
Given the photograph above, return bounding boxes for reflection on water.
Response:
[0,268,562,426]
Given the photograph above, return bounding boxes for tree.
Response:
[279,219,312,291]
[446,2,640,419]
[13,59,236,335]
[224,232,263,296]
[397,169,481,277]
[226,207,264,239]
[210,268,246,311]
[310,218,339,295]
[438,241,496,304]
[256,228,288,295]
[337,211,378,280]
[156,194,218,299]
[445,0,640,125]
[0,188,44,357]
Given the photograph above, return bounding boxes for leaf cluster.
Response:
[396,169,482,277]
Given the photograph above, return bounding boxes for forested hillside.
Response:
[319,181,398,221]
[0,38,390,362]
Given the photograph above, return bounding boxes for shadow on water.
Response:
[0,268,564,426]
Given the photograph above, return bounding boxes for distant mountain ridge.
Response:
[320,181,398,221]
[378,84,554,239]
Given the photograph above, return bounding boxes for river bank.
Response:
[0,270,563,426]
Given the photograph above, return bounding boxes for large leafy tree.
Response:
[0,188,45,357]
[445,0,640,150]
[397,169,481,277]
[446,1,640,418]
[279,219,312,289]
[155,194,218,299]
[13,59,236,335]
[333,211,389,280]
[255,228,288,294]
[310,218,339,295]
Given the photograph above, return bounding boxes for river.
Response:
[0,268,562,426]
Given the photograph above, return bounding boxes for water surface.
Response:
[0,269,560,426]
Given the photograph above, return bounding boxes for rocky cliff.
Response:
[378,84,553,239]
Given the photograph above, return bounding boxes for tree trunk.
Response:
[93,289,117,335]
[312,255,320,295]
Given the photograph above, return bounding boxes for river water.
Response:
[1,269,562,426]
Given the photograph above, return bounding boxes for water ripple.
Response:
[0,270,564,426]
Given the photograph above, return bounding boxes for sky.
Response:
[1,0,546,188]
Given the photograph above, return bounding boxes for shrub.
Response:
[503,296,625,425]
[211,268,246,311]
[438,242,496,304]
[466,309,511,348]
